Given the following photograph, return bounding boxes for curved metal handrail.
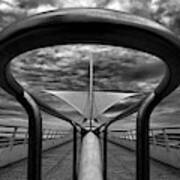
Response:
[0,8,180,180]
[27,92,80,180]
[0,9,180,97]
[96,100,143,180]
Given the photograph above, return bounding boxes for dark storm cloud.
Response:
[6,44,166,127]
[0,0,180,128]
[11,45,163,93]
[122,61,165,81]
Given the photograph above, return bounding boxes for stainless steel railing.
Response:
[0,123,71,149]
[110,126,180,149]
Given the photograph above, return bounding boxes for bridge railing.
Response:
[149,127,180,149]
[110,126,180,150]
[0,123,70,149]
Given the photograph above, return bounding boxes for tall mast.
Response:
[89,53,94,129]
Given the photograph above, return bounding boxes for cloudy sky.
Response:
[0,0,180,129]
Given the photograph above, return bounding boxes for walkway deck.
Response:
[0,140,73,180]
[0,140,179,180]
[108,142,180,180]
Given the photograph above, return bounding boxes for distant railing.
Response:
[0,123,70,149]
[110,126,180,149]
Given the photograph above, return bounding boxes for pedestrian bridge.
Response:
[0,8,180,180]
[0,126,179,180]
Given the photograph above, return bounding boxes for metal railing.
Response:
[110,126,180,150]
[149,127,180,149]
[0,123,71,149]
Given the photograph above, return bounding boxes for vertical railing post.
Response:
[103,127,108,180]
[18,91,42,180]
[49,130,52,139]
[52,130,55,139]
[151,129,157,146]
[53,131,58,139]
[45,129,48,139]
[128,130,132,140]
[24,130,28,145]
[9,127,18,150]
[51,130,55,139]
[73,126,77,180]
[55,130,58,139]
[50,130,53,139]
[125,131,128,140]
[47,129,51,139]
[136,93,158,180]
[163,129,170,151]
[132,130,136,141]
[59,131,62,138]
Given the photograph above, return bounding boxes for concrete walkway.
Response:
[0,140,73,180]
[0,140,180,180]
[107,141,180,180]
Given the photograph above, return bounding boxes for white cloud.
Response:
[0,0,24,14]
[57,0,97,8]
[137,81,158,92]
[160,15,172,25]
[0,2,14,12]
[1,0,18,6]
[106,0,131,12]
[28,4,57,15]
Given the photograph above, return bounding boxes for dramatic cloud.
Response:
[27,4,57,14]
[106,0,131,11]
[0,0,180,128]
[0,0,25,14]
